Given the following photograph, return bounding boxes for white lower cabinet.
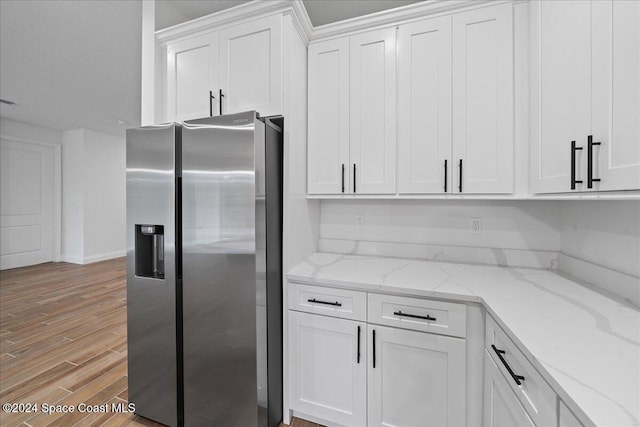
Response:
[289,311,367,427]
[483,351,535,427]
[368,325,466,427]
[288,285,467,427]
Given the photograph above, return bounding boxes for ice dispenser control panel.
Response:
[135,224,165,279]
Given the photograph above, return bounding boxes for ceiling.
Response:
[0,0,142,137]
[1,0,422,138]
[157,1,423,30]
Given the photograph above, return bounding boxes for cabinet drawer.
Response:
[486,316,557,427]
[289,283,366,321]
[367,293,466,338]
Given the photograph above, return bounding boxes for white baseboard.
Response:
[83,250,126,264]
[60,250,125,265]
[60,254,84,264]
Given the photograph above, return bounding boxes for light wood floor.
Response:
[0,258,320,427]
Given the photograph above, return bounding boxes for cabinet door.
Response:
[350,28,397,194]
[398,16,453,194]
[219,15,282,116]
[166,32,219,122]
[483,352,535,427]
[592,0,640,191]
[368,325,465,427]
[289,311,366,427]
[307,38,350,195]
[531,1,591,193]
[452,4,513,194]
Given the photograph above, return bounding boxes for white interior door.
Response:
[452,3,513,194]
[1,138,54,269]
[166,31,219,122]
[368,325,465,427]
[219,15,282,116]
[350,27,397,194]
[398,16,452,194]
[592,0,640,191]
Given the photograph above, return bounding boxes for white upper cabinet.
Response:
[350,28,397,194]
[165,15,282,122]
[167,32,219,122]
[531,0,591,193]
[307,38,350,195]
[219,15,282,117]
[592,0,640,191]
[307,27,396,195]
[452,4,514,194]
[398,16,452,194]
[532,0,640,193]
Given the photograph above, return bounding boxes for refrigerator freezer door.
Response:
[126,124,179,427]
[181,112,260,426]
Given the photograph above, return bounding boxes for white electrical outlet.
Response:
[356,215,365,229]
[471,218,482,233]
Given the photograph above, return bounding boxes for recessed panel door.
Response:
[398,16,452,194]
[167,32,219,121]
[452,4,513,194]
[219,15,282,116]
[0,138,54,270]
[350,27,397,194]
[368,325,465,427]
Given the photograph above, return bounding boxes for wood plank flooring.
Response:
[0,258,319,427]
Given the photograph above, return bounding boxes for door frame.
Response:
[0,134,62,263]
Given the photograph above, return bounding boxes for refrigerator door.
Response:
[126,124,180,427]
[181,111,261,426]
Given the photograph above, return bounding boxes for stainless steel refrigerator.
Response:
[126,111,283,427]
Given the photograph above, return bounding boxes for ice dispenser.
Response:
[135,225,165,279]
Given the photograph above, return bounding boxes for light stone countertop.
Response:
[287,253,640,427]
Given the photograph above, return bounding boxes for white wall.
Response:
[61,129,85,262]
[61,128,126,264]
[0,118,62,145]
[320,200,561,251]
[82,130,126,262]
[560,201,639,277]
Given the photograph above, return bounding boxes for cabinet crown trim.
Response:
[156,0,312,44]
[310,0,516,42]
